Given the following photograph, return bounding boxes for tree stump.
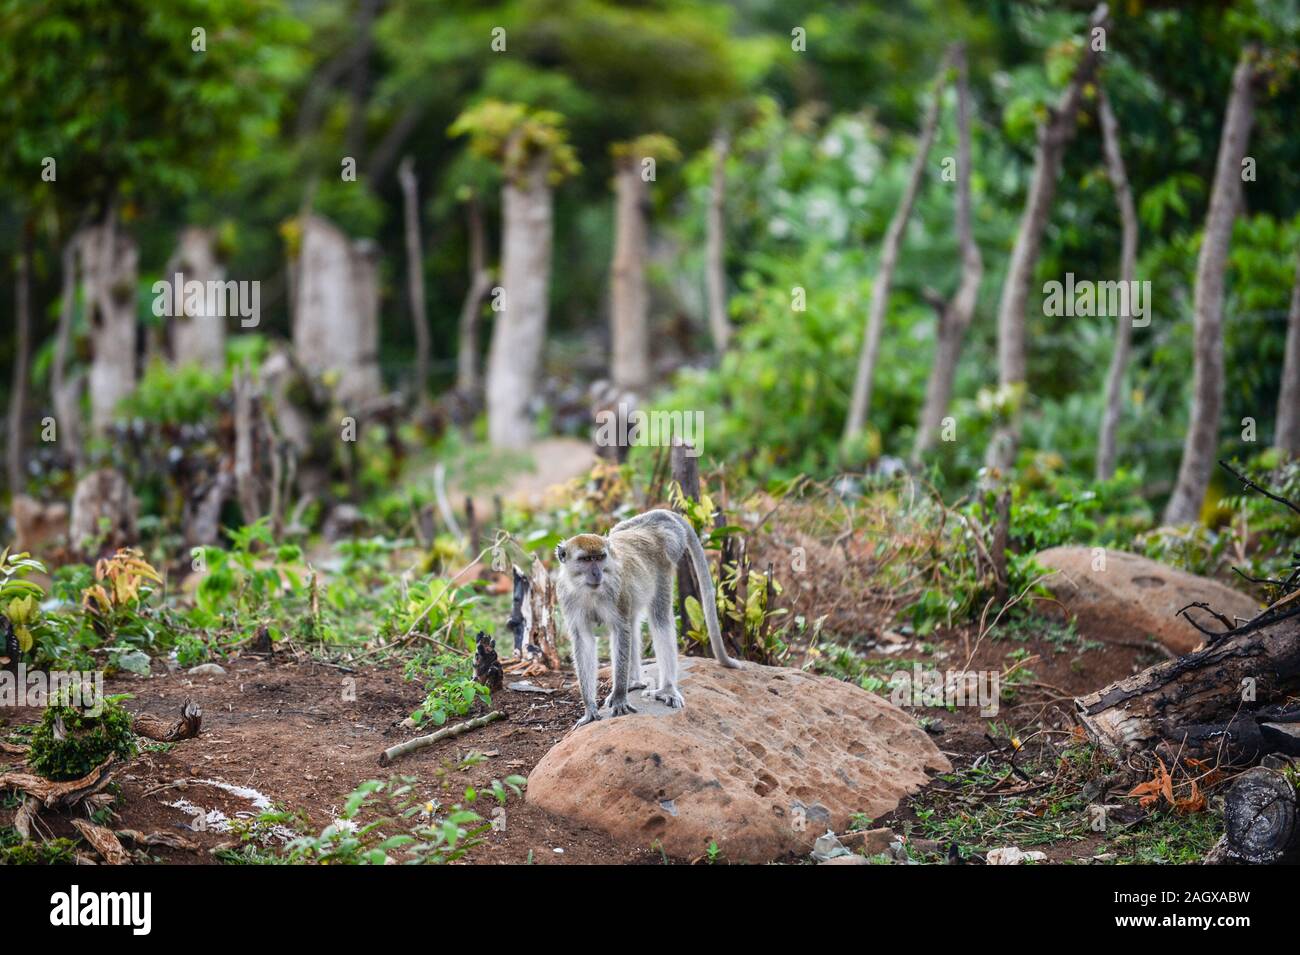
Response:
[69,469,138,558]
[1223,767,1300,864]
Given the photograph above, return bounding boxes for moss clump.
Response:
[28,694,137,781]
[0,837,79,865]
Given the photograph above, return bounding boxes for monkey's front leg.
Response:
[606,619,639,718]
[572,627,601,729]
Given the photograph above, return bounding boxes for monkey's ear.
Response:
[555,542,567,563]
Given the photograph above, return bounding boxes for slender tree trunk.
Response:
[913,47,982,463]
[293,213,383,405]
[397,157,432,402]
[456,194,491,396]
[6,226,33,496]
[166,227,226,370]
[344,0,379,163]
[844,48,953,447]
[486,157,553,448]
[985,4,1109,471]
[81,211,139,437]
[610,159,650,392]
[1094,88,1139,481]
[51,234,84,470]
[1274,255,1300,455]
[704,129,731,353]
[1164,47,1257,524]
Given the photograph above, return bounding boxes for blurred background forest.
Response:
[0,0,1298,587]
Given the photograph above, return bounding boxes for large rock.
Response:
[527,658,948,862]
[1035,547,1260,654]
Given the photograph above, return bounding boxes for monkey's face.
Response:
[557,534,609,589]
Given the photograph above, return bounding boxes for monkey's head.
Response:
[556,533,610,589]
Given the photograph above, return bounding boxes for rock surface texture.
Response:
[527,658,949,862]
[1035,547,1259,654]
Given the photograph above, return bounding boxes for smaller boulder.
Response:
[1035,547,1259,654]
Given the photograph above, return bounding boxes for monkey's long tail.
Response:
[676,512,742,669]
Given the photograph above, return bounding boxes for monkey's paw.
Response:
[573,710,601,730]
[629,679,648,691]
[651,688,685,709]
[608,700,638,717]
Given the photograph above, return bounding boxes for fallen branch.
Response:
[115,828,201,852]
[0,755,118,809]
[378,710,504,766]
[132,699,203,742]
[72,818,130,865]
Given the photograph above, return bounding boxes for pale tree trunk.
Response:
[486,158,553,448]
[1094,88,1139,481]
[166,227,226,371]
[51,235,84,470]
[293,213,382,405]
[456,194,492,396]
[1164,47,1257,524]
[610,159,650,392]
[844,47,953,447]
[913,47,982,463]
[986,3,1109,471]
[1274,256,1300,455]
[397,157,432,402]
[6,227,32,496]
[81,212,139,437]
[704,129,731,352]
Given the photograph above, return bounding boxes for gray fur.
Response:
[555,508,741,729]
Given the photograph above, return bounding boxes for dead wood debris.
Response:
[0,755,118,809]
[132,699,203,742]
[71,818,130,865]
[116,828,201,852]
[379,710,505,766]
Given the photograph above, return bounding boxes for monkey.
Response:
[554,508,741,728]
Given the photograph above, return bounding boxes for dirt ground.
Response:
[0,602,1164,865]
[0,655,664,864]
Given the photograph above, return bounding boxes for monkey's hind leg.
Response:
[630,612,648,691]
[604,612,647,708]
[644,584,685,709]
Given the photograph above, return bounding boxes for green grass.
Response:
[907,743,1224,864]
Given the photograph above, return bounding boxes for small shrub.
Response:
[28,694,138,781]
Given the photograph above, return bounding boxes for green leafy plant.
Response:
[283,774,524,865]
[28,693,138,781]
[405,650,491,727]
[0,549,47,655]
